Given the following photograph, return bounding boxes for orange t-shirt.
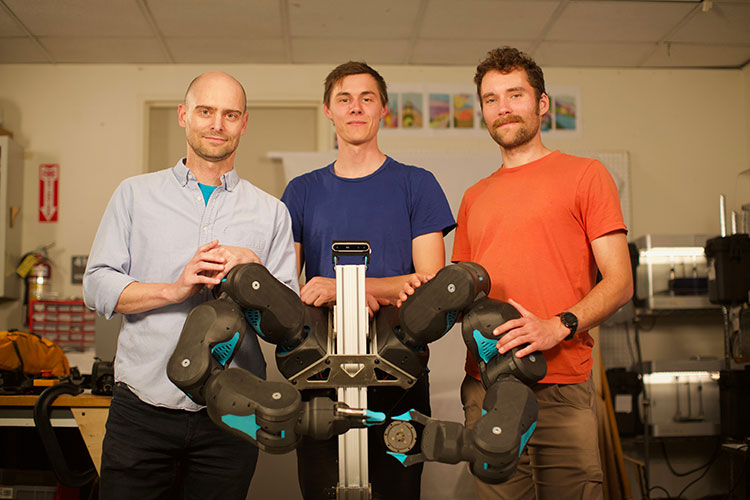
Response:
[451,151,626,384]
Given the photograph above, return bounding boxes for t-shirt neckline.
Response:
[327,156,391,182]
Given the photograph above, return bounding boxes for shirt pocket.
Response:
[219,225,272,264]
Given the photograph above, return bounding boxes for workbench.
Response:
[0,391,110,473]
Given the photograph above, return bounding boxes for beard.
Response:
[186,133,237,162]
[488,103,541,150]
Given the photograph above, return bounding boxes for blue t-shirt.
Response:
[198,183,218,205]
[281,156,456,281]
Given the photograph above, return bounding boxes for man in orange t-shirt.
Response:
[452,47,632,499]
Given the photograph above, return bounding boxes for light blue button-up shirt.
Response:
[84,160,299,410]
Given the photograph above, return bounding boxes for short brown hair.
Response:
[474,47,546,102]
[323,61,388,107]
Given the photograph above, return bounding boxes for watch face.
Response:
[559,312,578,335]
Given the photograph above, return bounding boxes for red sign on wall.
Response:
[39,164,59,222]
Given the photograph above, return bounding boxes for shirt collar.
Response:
[171,159,240,191]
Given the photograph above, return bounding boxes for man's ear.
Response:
[323,104,333,121]
[240,110,249,135]
[539,93,550,117]
[177,103,188,129]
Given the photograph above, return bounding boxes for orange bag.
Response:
[0,330,70,378]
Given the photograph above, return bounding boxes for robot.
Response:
[166,260,547,484]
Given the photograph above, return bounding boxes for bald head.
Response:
[185,71,247,113]
[179,71,249,167]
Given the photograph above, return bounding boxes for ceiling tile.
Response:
[670,3,750,44]
[535,41,656,67]
[41,37,168,63]
[148,0,282,38]
[168,38,287,63]
[289,0,420,38]
[411,39,535,65]
[420,0,559,40]
[291,38,411,64]
[546,1,696,42]
[0,37,51,62]
[641,42,750,68]
[4,0,153,36]
[0,7,26,36]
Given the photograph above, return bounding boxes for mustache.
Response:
[492,115,525,129]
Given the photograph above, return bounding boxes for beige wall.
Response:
[746,63,750,169]
[0,62,748,339]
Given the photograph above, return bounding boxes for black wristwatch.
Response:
[556,312,578,341]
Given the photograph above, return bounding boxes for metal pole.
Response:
[335,263,371,500]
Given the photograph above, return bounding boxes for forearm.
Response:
[566,273,633,333]
[365,275,418,305]
[114,281,181,314]
[568,231,633,333]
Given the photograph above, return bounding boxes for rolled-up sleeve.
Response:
[83,182,138,319]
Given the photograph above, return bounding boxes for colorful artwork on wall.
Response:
[429,93,450,129]
[401,93,423,129]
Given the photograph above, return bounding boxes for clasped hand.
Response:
[172,240,262,302]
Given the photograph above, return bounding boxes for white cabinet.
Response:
[0,136,24,299]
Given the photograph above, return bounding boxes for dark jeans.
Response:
[100,383,258,500]
[296,373,431,500]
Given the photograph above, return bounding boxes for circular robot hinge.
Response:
[384,421,418,453]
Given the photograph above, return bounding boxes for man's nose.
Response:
[496,97,512,115]
[211,114,224,130]
[349,100,363,114]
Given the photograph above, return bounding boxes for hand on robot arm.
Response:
[114,240,226,314]
[493,299,569,358]
[300,276,336,307]
[396,272,433,307]
[207,244,263,287]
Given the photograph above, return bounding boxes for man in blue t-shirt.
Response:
[281,61,455,499]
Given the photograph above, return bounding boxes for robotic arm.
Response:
[166,259,545,485]
[166,263,384,454]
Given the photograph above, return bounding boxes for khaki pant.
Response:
[461,375,603,500]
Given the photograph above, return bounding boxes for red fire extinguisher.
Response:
[16,243,55,304]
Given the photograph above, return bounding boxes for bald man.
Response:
[84,72,298,499]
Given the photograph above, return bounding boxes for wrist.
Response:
[555,312,578,341]
[164,282,184,305]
